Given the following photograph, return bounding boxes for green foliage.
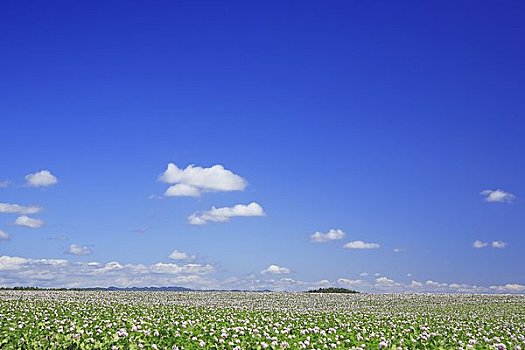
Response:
[0,291,524,349]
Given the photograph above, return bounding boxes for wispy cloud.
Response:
[151,263,214,275]
[131,227,148,234]
[14,216,44,228]
[188,202,265,225]
[480,189,515,203]
[472,240,488,248]
[343,240,380,249]
[473,240,507,249]
[338,278,365,286]
[159,163,247,197]
[25,170,58,187]
[0,180,10,188]
[0,230,10,241]
[310,229,345,243]
[0,203,42,215]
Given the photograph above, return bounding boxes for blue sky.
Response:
[1,1,524,292]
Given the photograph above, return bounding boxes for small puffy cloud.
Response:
[261,264,291,274]
[473,240,488,248]
[0,230,10,241]
[375,276,399,286]
[188,202,265,225]
[14,216,44,228]
[67,244,92,256]
[0,203,42,215]
[480,189,515,203]
[409,280,423,288]
[393,248,405,253]
[310,229,345,243]
[426,280,448,288]
[359,272,369,277]
[159,163,247,197]
[491,240,507,249]
[343,240,380,249]
[337,278,365,286]
[25,170,58,187]
[169,250,195,261]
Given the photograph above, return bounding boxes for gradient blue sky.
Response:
[1,1,524,292]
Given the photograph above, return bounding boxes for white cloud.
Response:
[409,280,423,288]
[473,240,488,248]
[151,263,183,274]
[0,230,10,241]
[25,170,58,187]
[0,180,9,188]
[310,229,345,243]
[343,240,380,249]
[337,278,365,286]
[36,259,68,266]
[0,255,217,288]
[359,272,369,277]
[473,240,507,249]
[491,240,507,249]
[0,254,523,293]
[480,189,515,203]
[165,183,201,197]
[393,248,405,253]
[159,163,247,197]
[188,202,265,225]
[0,256,29,270]
[67,244,92,256]
[490,284,525,292]
[426,280,448,288]
[14,215,44,228]
[181,263,215,275]
[261,264,291,274]
[0,203,42,215]
[375,277,399,287]
[169,250,195,261]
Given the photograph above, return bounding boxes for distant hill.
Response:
[306,287,360,294]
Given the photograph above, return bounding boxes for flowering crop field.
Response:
[0,291,524,350]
